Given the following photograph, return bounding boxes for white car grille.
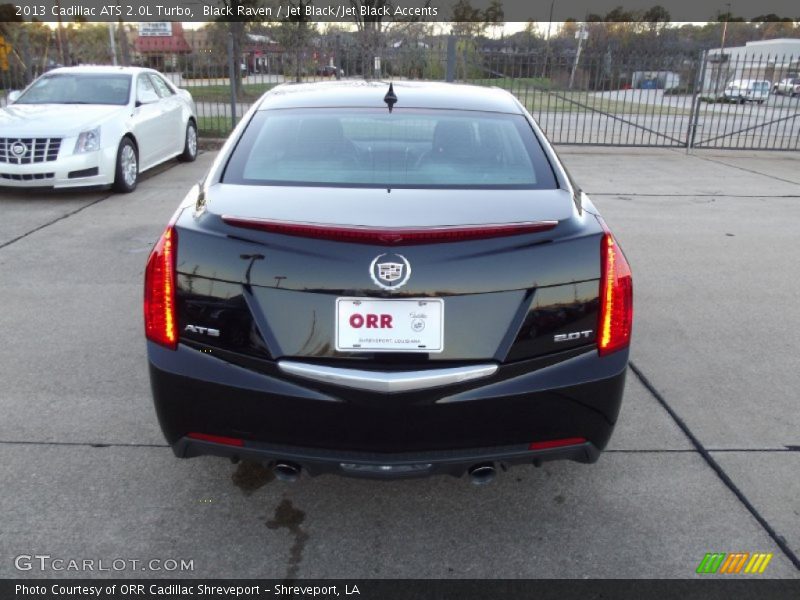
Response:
[0,137,62,164]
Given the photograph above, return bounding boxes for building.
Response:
[134,22,191,71]
[242,34,284,75]
[704,38,800,93]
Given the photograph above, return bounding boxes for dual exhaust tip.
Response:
[272,462,302,482]
[467,463,497,485]
[270,461,497,484]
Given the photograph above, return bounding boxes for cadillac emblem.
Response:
[370,253,411,291]
[10,141,28,158]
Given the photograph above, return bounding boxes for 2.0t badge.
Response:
[370,253,411,291]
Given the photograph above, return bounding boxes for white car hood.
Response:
[0,104,126,137]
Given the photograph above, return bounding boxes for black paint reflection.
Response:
[507,281,599,361]
[177,275,271,358]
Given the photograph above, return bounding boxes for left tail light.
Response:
[597,230,633,356]
[144,226,178,350]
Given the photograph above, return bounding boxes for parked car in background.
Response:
[0,66,197,192]
[145,81,633,484]
[315,65,342,77]
[773,77,800,96]
[722,79,771,104]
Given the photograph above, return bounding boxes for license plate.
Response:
[336,298,444,353]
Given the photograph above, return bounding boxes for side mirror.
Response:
[7,90,21,103]
[136,89,159,107]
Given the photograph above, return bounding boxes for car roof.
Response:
[43,65,154,77]
[256,81,524,114]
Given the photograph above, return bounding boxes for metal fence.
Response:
[469,49,800,150]
[2,37,799,151]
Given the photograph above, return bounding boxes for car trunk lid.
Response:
[174,184,602,362]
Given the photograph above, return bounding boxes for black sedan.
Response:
[145,81,633,484]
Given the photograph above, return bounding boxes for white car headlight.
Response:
[74,128,101,153]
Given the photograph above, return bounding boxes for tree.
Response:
[755,20,798,39]
[276,0,314,82]
[0,3,22,36]
[483,0,504,39]
[451,0,486,38]
[65,24,114,64]
[642,6,671,35]
[349,1,392,77]
[216,0,268,94]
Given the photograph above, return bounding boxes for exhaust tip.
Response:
[468,463,496,486]
[273,462,301,482]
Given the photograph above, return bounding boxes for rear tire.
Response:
[178,120,198,162]
[112,138,138,193]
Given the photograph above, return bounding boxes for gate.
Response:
[689,52,800,150]
[460,46,800,150]
[463,49,701,147]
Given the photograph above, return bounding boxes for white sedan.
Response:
[0,66,197,192]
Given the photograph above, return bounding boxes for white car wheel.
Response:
[179,121,198,162]
[113,138,138,193]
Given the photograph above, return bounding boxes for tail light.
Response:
[597,230,633,356]
[144,226,178,350]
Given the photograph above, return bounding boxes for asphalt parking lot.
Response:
[1,147,798,579]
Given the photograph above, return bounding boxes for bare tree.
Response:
[450,0,486,38]
[483,0,505,40]
[217,0,267,94]
[277,0,314,82]
[349,1,392,77]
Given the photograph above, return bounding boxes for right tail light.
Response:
[597,229,633,356]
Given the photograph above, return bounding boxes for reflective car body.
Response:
[315,65,342,77]
[0,66,197,191]
[145,81,633,482]
[773,78,800,96]
[723,79,771,104]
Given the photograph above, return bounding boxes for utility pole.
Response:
[118,19,131,66]
[714,3,731,96]
[569,23,587,90]
[108,23,118,66]
[720,2,731,53]
[541,0,555,78]
[54,0,69,65]
[227,33,237,131]
[335,34,341,80]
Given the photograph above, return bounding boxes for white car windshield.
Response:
[16,73,132,105]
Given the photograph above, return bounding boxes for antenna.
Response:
[383,82,397,113]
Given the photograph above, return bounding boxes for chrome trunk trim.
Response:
[278,361,498,393]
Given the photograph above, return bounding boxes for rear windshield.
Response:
[16,73,132,105]
[224,108,557,189]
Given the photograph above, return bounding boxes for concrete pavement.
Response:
[0,147,798,578]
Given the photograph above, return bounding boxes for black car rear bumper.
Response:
[173,435,600,479]
[148,342,627,479]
